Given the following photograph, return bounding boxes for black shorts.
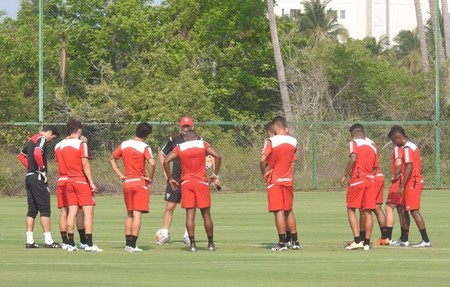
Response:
[25,173,51,217]
[164,176,181,204]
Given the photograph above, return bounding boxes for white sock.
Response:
[44,232,53,244]
[161,228,169,237]
[26,231,34,244]
[183,228,189,238]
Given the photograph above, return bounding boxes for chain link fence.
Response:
[0,121,447,196]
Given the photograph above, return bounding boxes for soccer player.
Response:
[55,136,87,250]
[58,120,102,252]
[109,122,156,252]
[388,125,431,247]
[163,130,221,252]
[383,144,409,246]
[260,116,300,251]
[18,126,60,249]
[156,116,194,245]
[340,123,378,251]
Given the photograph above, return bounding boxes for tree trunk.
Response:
[266,0,296,136]
[441,0,450,59]
[429,0,446,64]
[414,0,430,73]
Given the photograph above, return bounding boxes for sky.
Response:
[0,0,21,18]
[0,0,162,19]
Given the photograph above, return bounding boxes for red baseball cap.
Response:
[179,116,193,127]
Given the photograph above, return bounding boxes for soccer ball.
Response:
[155,228,170,245]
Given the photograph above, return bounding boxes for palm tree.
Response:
[266,0,296,135]
[394,29,423,74]
[414,0,430,73]
[441,0,450,59]
[428,0,446,63]
[298,0,348,47]
[363,35,390,56]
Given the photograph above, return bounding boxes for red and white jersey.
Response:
[111,139,153,178]
[348,138,378,179]
[403,141,423,184]
[173,140,210,182]
[261,135,297,186]
[58,138,89,181]
[54,141,69,186]
[366,138,384,178]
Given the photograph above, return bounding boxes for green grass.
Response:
[0,190,449,287]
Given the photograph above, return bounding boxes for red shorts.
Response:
[66,180,96,207]
[123,178,149,212]
[56,184,68,208]
[180,180,211,209]
[266,184,293,212]
[386,179,403,206]
[374,175,385,204]
[404,180,423,211]
[346,178,376,210]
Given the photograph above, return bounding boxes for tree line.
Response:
[0,0,449,125]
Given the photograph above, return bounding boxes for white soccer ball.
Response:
[155,228,170,245]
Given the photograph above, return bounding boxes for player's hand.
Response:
[90,182,97,193]
[119,175,126,181]
[80,135,88,143]
[142,176,152,186]
[39,171,48,183]
[263,169,272,179]
[168,178,179,191]
[209,176,221,191]
[340,175,347,187]
[397,186,404,197]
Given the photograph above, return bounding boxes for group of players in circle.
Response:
[17,117,431,253]
[340,124,431,251]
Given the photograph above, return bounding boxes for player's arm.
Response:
[82,158,96,192]
[145,157,156,185]
[33,138,46,171]
[340,153,357,187]
[206,146,221,185]
[109,155,126,180]
[163,152,178,190]
[18,152,28,169]
[398,162,412,196]
[260,154,268,177]
[392,158,402,181]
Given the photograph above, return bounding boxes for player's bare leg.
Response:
[285,210,301,249]
[384,203,396,241]
[345,208,364,250]
[271,210,288,251]
[200,207,215,251]
[362,209,373,250]
[127,210,143,250]
[410,209,431,247]
[76,209,86,248]
[66,204,79,249]
[59,207,69,246]
[81,205,95,248]
[186,208,197,251]
[398,207,410,244]
[163,201,177,230]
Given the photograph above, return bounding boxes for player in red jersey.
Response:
[260,116,300,251]
[388,125,431,247]
[58,120,102,252]
[157,116,194,245]
[163,130,221,252]
[18,126,60,249]
[55,136,87,250]
[340,123,378,251]
[110,122,156,252]
[383,144,410,246]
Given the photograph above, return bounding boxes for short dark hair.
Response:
[66,119,83,135]
[42,125,59,137]
[388,125,406,138]
[264,122,275,133]
[349,123,364,133]
[272,116,287,128]
[185,130,198,141]
[136,122,152,138]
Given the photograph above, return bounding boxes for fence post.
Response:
[435,124,441,188]
[312,123,318,189]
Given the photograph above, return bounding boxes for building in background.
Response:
[274,0,437,44]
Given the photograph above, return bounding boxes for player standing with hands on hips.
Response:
[109,122,156,252]
[260,116,301,251]
[18,126,60,249]
[163,130,222,252]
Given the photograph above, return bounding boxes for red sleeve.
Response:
[144,146,153,160]
[172,146,180,157]
[34,147,45,169]
[18,153,28,169]
[348,141,357,156]
[80,142,89,158]
[262,139,272,156]
[203,141,210,150]
[111,145,122,159]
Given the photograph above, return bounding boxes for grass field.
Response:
[0,190,449,287]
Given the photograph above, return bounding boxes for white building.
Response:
[274,0,439,44]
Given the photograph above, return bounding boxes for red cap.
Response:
[179,116,193,127]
